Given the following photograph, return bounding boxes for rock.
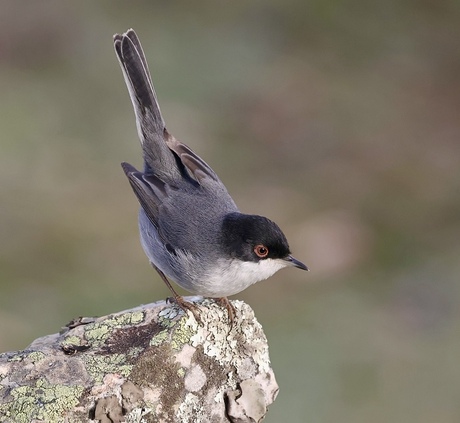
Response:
[0,297,279,422]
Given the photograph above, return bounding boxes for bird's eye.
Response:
[254,244,269,258]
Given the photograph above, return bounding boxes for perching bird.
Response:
[113,29,308,322]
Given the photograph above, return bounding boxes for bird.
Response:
[113,29,308,323]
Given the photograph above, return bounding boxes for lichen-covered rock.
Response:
[0,298,278,422]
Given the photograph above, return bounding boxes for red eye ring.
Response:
[254,244,269,258]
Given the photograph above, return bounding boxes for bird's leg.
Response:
[150,263,201,322]
[215,297,236,327]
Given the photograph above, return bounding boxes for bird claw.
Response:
[168,295,202,323]
[215,297,236,328]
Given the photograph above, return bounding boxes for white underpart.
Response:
[194,258,290,297]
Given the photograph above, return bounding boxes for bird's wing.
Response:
[164,131,222,185]
[121,162,166,231]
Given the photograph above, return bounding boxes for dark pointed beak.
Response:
[285,255,309,271]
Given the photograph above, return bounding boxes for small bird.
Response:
[114,29,308,322]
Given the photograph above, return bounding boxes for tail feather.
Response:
[122,30,151,86]
[114,29,179,179]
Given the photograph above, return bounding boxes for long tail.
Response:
[114,29,180,179]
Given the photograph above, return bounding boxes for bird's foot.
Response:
[167,295,202,323]
[215,297,236,327]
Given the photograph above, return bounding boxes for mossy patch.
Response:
[0,378,84,422]
[131,344,184,421]
[84,311,146,346]
[83,353,133,384]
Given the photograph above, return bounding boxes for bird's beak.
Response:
[285,255,309,271]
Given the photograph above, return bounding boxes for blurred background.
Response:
[1,1,460,421]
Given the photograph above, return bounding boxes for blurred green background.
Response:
[1,1,460,421]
